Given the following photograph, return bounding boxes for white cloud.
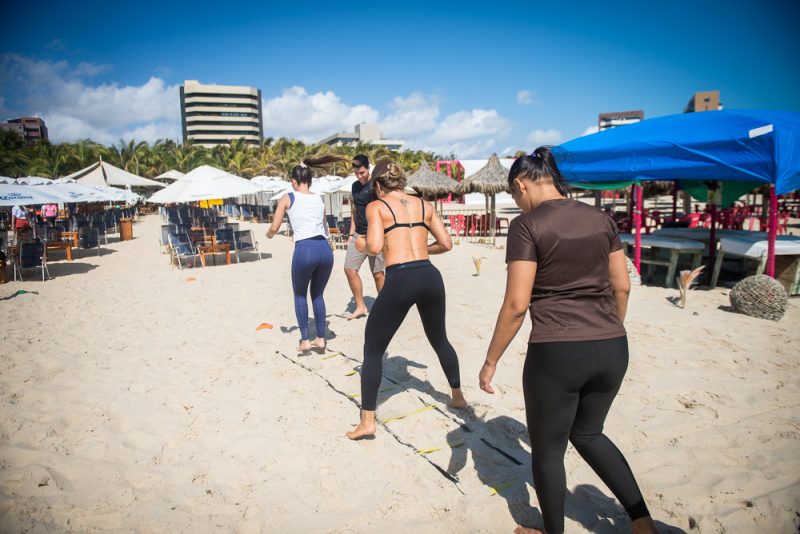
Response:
[431,109,510,144]
[582,125,600,136]
[0,53,515,158]
[380,91,440,138]
[0,54,180,144]
[527,128,563,145]
[262,86,379,143]
[516,90,534,105]
[73,62,112,77]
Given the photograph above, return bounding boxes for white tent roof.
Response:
[52,178,138,202]
[64,160,165,188]
[17,176,53,185]
[155,169,185,181]
[147,165,261,204]
[0,183,65,206]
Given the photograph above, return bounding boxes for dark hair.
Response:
[372,159,407,191]
[290,154,347,185]
[508,146,570,197]
[352,154,369,168]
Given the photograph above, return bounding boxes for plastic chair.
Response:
[79,227,101,256]
[214,228,240,263]
[233,230,261,261]
[92,222,108,245]
[168,233,199,269]
[13,241,50,281]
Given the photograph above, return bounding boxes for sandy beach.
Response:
[1,213,798,533]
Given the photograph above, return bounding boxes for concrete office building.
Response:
[598,110,644,131]
[0,117,48,144]
[318,122,404,151]
[180,80,263,147]
[685,90,722,113]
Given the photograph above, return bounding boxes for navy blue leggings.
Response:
[361,260,461,411]
[524,336,649,534]
[291,236,334,340]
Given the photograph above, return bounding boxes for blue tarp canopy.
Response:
[553,110,800,196]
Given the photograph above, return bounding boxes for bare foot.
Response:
[311,337,326,350]
[632,516,659,534]
[346,306,368,320]
[345,422,376,440]
[297,340,312,353]
[514,527,544,534]
[345,411,376,440]
[448,388,467,409]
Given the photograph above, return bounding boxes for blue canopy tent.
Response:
[553,109,800,280]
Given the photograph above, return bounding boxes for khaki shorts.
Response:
[344,234,385,272]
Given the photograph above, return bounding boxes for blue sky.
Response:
[1,0,798,157]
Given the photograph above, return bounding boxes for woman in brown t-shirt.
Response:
[478,147,658,534]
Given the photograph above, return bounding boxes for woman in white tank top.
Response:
[267,156,342,353]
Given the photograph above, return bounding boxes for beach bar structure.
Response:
[555,110,800,281]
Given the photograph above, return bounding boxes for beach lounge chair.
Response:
[13,241,50,282]
[168,233,199,269]
[214,228,240,263]
[92,222,109,245]
[79,227,101,257]
[159,225,170,249]
[233,230,260,261]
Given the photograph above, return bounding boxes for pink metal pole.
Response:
[708,202,717,281]
[672,181,678,220]
[766,184,777,277]
[634,184,642,273]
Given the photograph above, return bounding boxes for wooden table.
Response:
[60,231,79,248]
[199,244,230,267]
[45,241,72,261]
[620,234,705,288]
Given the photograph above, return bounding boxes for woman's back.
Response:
[286,192,326,241]
[373,192,433,266]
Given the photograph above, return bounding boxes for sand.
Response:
[1,213,798,533]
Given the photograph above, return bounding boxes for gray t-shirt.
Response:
[506,198,626,344]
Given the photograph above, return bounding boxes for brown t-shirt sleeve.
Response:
[506,217,537,263]
[607,216,623,252]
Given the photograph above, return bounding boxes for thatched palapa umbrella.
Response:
[456,153,510,245]
[406,160,457,200]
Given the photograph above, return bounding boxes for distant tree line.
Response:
[0,131,458,180]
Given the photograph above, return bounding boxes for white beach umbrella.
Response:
[337,175,359,193]
[52,178,128,202]
[147,165,260,204]
[155,169,185,182]
[0,183,65,206]
[16,176,53,185]
[251,176,292,193]
[64,159,165,188]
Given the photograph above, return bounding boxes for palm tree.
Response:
[27,141,69,178]
[67,139,101,170]
[114,139,149,174]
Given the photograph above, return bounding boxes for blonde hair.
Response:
[372,160,407,191]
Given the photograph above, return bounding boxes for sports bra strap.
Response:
[377,198,398,225]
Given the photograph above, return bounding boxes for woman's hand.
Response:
[354,235,366,253]
[479,360,496,394]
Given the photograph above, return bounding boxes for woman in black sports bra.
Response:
[346,161,466,440]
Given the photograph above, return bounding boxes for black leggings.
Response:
[361,260,461,411]
[523,336,649,534]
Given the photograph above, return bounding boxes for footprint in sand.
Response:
[676,395,719,419]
